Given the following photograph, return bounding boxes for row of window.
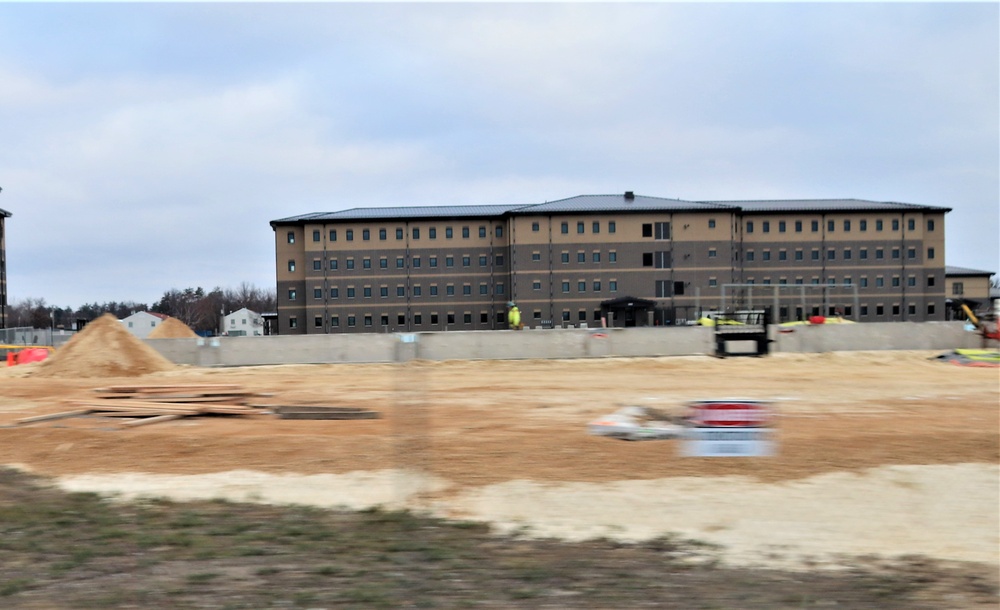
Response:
[549,220,617,235]
[742,274,931,288]
[297,254,507,273]
[745,246,935,262]
[290,225,505,245]
[291,311,509,329]
[292,283,507,301]
[746,218,935,234]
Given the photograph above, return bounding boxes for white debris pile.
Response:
[587,406,685,441]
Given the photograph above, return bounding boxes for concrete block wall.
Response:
[144,322,983,367]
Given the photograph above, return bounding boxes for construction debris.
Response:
[587,406,685,441]
[271,406,380,420]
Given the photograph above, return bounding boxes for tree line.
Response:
[4,282,276,334]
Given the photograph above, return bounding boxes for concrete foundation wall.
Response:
[145,322,986,367]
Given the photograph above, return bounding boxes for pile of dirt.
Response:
[148,317,198,339]
[33,313,177,378]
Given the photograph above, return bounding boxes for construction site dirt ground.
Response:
[1,351,998,584]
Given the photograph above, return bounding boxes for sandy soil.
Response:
[1,350,997,570]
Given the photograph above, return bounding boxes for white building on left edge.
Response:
[121,311,168,339]
[223,308,263,336]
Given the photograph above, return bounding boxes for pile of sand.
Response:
[33,313,177,378]
[148,317,198,339]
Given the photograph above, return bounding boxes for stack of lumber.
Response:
[15,384,265,428]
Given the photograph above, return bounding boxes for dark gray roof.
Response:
[704,198,952,213]
[272,194,952,225]
[517,194,733,215]
[945,265,995,277]
[273,204,523,225]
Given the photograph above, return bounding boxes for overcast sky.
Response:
[1,2,997,309]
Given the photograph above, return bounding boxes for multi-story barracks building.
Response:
[271,192,949,334]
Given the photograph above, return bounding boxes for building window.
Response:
[843,249,852,260]
[445,227,453,239]
[462,226,470,239]
[593,251,601,263]
[348,316,356,327]
[709,219,716,229]
[708,248,717,258]
[532,222,540,232]
[289,317,298,329]
[313,288,322,299]
[907,247,916,259]
[429,227,437,239]
[608,221,616,233]
[347,287,355,298]
[561,222,569,234]
[876,248,884,260]
[363,258,371,269]
[362,229,370,241]
[746,221,753,234]
[577,252,586,263]
[577,221,585,234]
[532,252,541,261]
[891,248,900,259]
[346,229,354,241]
[314,315,323,328]
[312,230,320,242]
[287,231,295,244]
[859,249,867,260]
[860,277,868,288]
[927,219,935,231]
[892,219,899,231]
[463,313,472,324]
[762,221,770,233]
[811,249,819,261]
[463,256,471,267]
[364,287,372,298]
[827,249,835,260]
[495,225,503,238]
[446,285,455,296]
[463,284,471,296]
[532,280,541,291]
[593,280,601,291]
[313,260,322,271]
[446,256,454,267]
[795,250,803,261]
[562,281,570,293]
[778,220,786,233]
[288,289,297,301]
[745,250,754,262]
[480,312,488,324]
[430,286,439,296]
[379,257,388,269]
[844,220,851,232]
[892,277,900,287]
[364,315,373,327]
[429,256,438,267]
[398,314,406,325]
[876,277,884,288]
[927,304,935,315]
[561,252,570,264]
[709,278,717,287]
[876,220,883,231]
[413,286,421,296]
[329,229,337,242]
[609,251,617,263]
[779,250,787,261]
[431,314,439,324]
[495,283,504,295]
[379,228,386,240]
[412,257,421,268]
[952,282,964,296]
[927,247,935,259]
[927,276,935,287]
[907,218,915,231]
[288,260,296,272]
[762,251,771,261]
[860,220,867,231]
[330,288,339,298]
[479,226,487,238]
[609,280,618,292]
[907,276,916,287]
[495,255,505,266]
[396,228,404,240]
[331,315,339,327]
[811,220,819,232]
[478,255,487,267]
[593,221,600,233]
[795,220,802,232]
[578,281,586,292]
[412,227,420,239]
[397,286,405,297]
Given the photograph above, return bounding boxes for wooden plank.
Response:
[94,384,243,394]
[121,414,189,427]
[15,409,91,425]
[68,400,206,412]
[278,410,379,420]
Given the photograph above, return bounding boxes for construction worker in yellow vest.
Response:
[506,302,522,330]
